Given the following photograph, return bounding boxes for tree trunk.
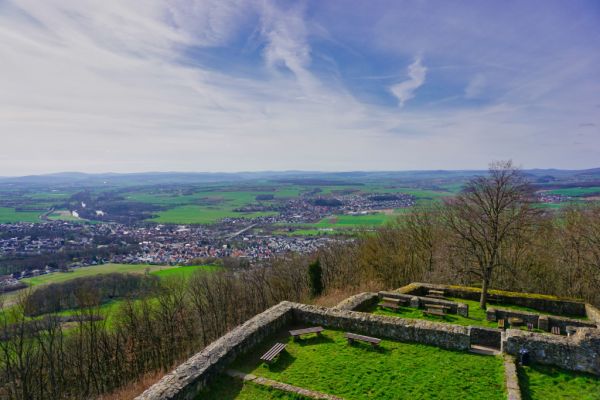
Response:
[480,274,489,309]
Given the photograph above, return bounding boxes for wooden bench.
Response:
[424,304,450,313]
[345,332,381,347]
[260,343,287,364]
[527,323,534,331]
[289,326,324,340]
[423,307,445,317]
[378,297,407,310]
[427,290,445,299]
[551,326,561,335]
[498,319,505,329]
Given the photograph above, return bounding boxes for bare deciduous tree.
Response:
[442,160,539,308]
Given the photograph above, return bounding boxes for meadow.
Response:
[211,329,506,400]
[0,207,41,223]
[518,364,600,400]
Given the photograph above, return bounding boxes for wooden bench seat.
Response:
[379,301,400,310]
[428,290,445,296]
[551,326,561,335]
[289,326,324,340]
[345,332,381,347]
[423,308,445,317]
[260,343,287,364]
[424,304,450,314]
[498,319,505,329]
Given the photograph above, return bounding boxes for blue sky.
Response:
[0,0,599,175]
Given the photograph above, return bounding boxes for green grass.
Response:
[0,207,42,223]
[545,187,600,197]
[150,265,221,279]
[198,375,311,399]
[315,212,402,229]
[371,296,586,328]
[149,205,276,224]
[518,364,600,400]
[231,329,506,400]
[20,264,180,287]
[371,299,499,329]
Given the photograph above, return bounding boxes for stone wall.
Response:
[291,303,471,351]
[334,292,378,311]
[487,307,597,332]
[469,326,502,349]
[586,304,600,327]
[135,302,294,400]
[504,328,600,376]
[400,283,587,316]
[378,291,468,317]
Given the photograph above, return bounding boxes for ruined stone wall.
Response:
[469,326,502,349]
[135,302,294,400]
[334,292,379,311]
[378,291,468,316]
[401,283,587,316]
[504,328,600,376]
[291,303,471,351]
[586,304,600,327]
[488,307,596,332]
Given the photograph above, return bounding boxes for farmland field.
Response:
[545,187,600,197]
[20,263,183,287]
[150,205,277,224]
[0,207,41,223]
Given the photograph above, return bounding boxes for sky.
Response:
[0,0,599,176]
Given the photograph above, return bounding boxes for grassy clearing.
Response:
[371,299,498,329]
[230,329,505,400]
[198,375,311,399]
[518,364,600,400]
[20,264,179,287]
[0,207,41,223]
[371,296,585,328]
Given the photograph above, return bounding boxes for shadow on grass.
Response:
[262,350,296,373]
[347,340,391,354]
[295,334,334,346]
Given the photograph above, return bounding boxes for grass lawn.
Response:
[315,212,400,229]
[518,364,600,400]
[230,329,506,400]
[545,187,600,197]
[197,375,311,399]
[20,263,181,287]
[0,207,41,223]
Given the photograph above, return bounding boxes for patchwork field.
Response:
[518,364,600,400]
[203,329,506,400]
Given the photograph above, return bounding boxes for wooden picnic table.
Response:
[289,326,324,340]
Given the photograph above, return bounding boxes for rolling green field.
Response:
[546,187,600,197]
[0,207,42,223]
[150,205,277,224]
[20,263,181,286]
[518,364,600,400]
[223,329,505,400]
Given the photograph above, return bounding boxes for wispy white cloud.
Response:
[0,0,598,175]
[390,57,427,107]
[465,74,486,99]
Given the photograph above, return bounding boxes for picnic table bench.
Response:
[345,332,381,347]
[498,319,505,329]
[423,308,445,317]
[289,326,324,340]
[423,304,450,316]
[427,289,445,299]
[260,343,287,364]
[551,326,561,335]
[378,297,407,310]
